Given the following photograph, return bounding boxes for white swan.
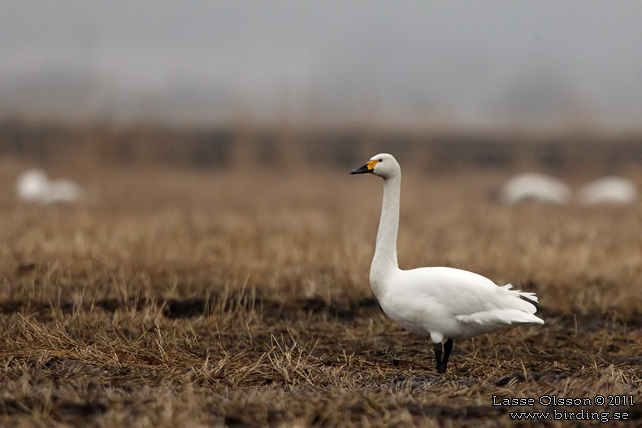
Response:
[499,173,571,205]
[578,176,637,205]
[15,169,81,204]
[351,153,544,374]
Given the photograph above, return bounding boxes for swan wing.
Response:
[396,267,538,314]
[383,267,543,339]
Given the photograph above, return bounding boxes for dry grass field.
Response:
[1,161,642,427]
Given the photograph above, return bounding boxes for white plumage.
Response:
[16,169,81,204]
[42,179,81,204]
[16,169,50,202]
[351,153,544,374]
[499,172,571,205]
[578,176,637,205]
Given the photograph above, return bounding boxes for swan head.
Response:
[350,153,400,179]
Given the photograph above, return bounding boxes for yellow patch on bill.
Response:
[367,160,379,170]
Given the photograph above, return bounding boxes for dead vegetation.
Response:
[1,164,642,427]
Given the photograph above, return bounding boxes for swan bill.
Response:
[350,160,379,174]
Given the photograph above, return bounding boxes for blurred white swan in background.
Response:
[578,176,637,205]
[499,173,571,205]
[16,169,50,202]
[351,153,544,374]
[16,169,81,204]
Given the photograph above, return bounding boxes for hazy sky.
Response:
[1,1,642,128]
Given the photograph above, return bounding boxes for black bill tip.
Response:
[350,164,371,174]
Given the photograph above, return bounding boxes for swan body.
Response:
[351,153,543,373]
[578,176,637,205]
[377,267,540,343]
[16,169,81,204]
[42,179,81,204]
[499,173,571,205]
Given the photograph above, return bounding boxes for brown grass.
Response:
[1,164,642,426]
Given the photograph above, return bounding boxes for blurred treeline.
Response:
[2,117,642,175]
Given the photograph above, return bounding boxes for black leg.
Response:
[443,339,453,373]
[433,342,444,374]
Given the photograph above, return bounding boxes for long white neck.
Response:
[370,174,401,297]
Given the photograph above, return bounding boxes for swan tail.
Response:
[518,291,539,303]
[500,283,540,303]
